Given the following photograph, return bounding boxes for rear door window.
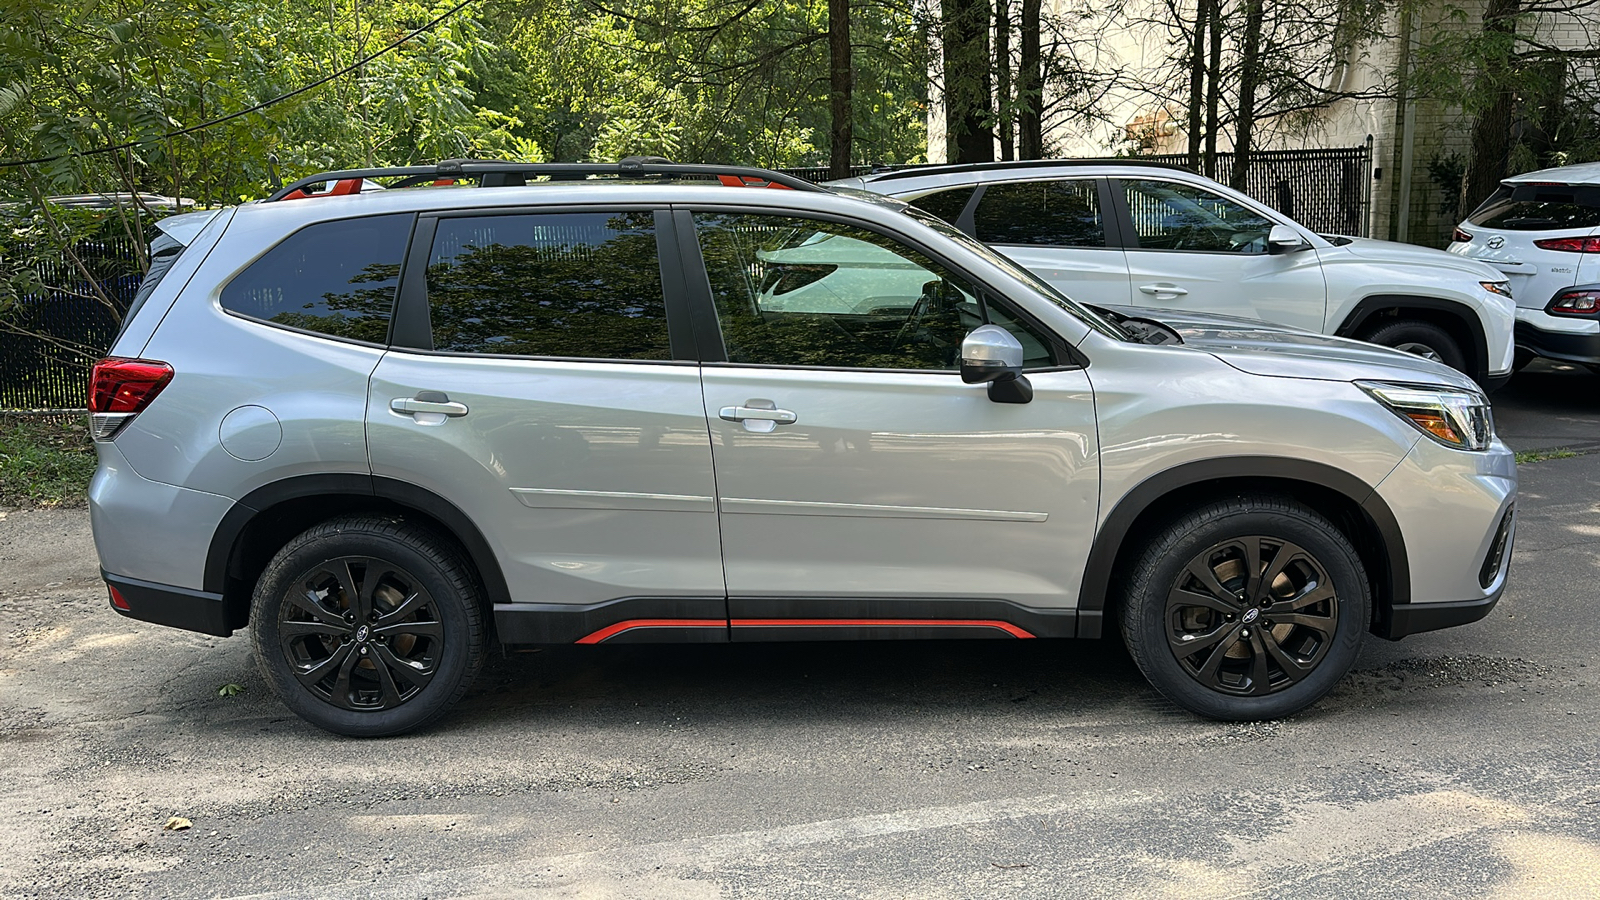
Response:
[1468,184,1600,230]
[220,213,411,343]
[906,186,977,227]
[973,180,1106,247]
[424,211,672,360]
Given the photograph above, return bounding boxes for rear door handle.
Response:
[391,391,469,418]
[1139,283,1189,297]
[719,400,797,433]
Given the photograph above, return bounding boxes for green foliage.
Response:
[0,416,96,508]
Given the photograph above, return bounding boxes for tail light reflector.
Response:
[109,585,132,611]
[1452,227,1473,243]
[1547,290,1600,316]
[1534,236,1600,253]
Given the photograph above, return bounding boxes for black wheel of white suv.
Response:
[251,516,485,737]
[1361,319,1467,373]
[1119,496,1369,720]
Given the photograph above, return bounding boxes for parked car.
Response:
[829,161,1517,389]
[1448,162,1600,372]
[91,160,1516,736]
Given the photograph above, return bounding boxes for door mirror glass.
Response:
[960,325,1024,384]
[1268,224,1308,254]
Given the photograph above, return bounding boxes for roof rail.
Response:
[266,157,827,201]
[859,158,1196,184]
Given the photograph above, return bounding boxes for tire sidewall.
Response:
[1367,321,1467,372]
[1128,507,1368,720]
[252,525,478,737]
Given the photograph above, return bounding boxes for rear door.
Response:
[680,208,1099,639]
[1115,177,1328,332]
[905,178,1131,306]
[366,207,726,640]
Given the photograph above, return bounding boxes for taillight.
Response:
[88,357,173,439]
[1547,289,1600,316]
[1534,236,1600,253]
[1452,227,1473,243]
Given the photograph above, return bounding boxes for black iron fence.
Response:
[1138,146,1372,237]
[1,234,141,412]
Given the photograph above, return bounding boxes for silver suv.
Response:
[89,160,1517,736]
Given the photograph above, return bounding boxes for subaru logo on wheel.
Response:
[1487,236,1505,249]
[1242,608,1260,624]
[355,625,370,643]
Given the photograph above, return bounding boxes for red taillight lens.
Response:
[109,585,131,611]
[1452,227,1473,243]
[1548,290,1600,316]
[89,358,174,413]
[1534,236,1600,253]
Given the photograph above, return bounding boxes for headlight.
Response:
[1358,381,1494,450]
[1481,280,1513,300]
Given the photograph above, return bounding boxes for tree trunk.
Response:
[1464,0,1521,209]
[996,0,1013,161]
[942,0,995,163]
[1204,0,1223,179]
[1230,0,1264,189]
[1186,0,1209,168]
[1018,0,1042,158]
[828,0,853,178]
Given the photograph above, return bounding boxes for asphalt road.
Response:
[3,366,1599,899]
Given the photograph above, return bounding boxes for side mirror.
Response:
[959,325,1033,404]
[1268,224,1308,254]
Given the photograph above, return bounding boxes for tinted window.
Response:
[974,180,1105,247]
[907,187,976,226]
[1469,184,1600,230]
[425,212,671,360]
[695,212,1053,370]
[220,213,410,342]
[1122,180,1274,253]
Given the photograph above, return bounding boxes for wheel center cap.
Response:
[354,624,370,643]
[1242,608,1260,624]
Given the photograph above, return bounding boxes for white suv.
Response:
[832,162,1517,388]
[1448,162,1600,371]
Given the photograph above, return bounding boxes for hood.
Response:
[1105,305,1482,391]
[1332,236,1505,281]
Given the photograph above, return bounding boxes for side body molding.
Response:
[1075,457,1410,638]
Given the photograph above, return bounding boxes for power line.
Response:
[0,0,478,171]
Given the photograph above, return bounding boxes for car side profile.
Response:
[829,161,1517,389]
[1448,162,1600,371]
[91,161,1516,736]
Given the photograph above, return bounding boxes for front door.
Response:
[682,209,1100,640]
[1116,178,1329,332]
[367,208,726,641]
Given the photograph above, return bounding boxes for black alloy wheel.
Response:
[1165,536,1338,696]
[279,557,443,711]
[1120,496,1369,721]
[252,516,485,737]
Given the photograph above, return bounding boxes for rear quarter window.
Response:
[1469,184,1600,230]
[220,213,412,343]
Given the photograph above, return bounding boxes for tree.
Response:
[942,0,994,162]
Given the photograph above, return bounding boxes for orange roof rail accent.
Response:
[278,177,365,201]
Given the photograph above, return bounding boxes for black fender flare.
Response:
[1334,294,1490,381]
[1075,457,1409,636]
[203,473,511,607]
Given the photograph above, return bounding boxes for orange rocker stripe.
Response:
[576,618,1036,644]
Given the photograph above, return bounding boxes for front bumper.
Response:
[1371,437,1516,640]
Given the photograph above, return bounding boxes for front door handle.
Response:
[391,391,469,419]
[719,399,797,433]
[1139,283,1189,297]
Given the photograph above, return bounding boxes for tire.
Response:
[1361,319,1468,373]
[1119,496,1369,721]
[251,515,486,737]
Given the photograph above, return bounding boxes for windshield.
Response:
[901,206,1131,342]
